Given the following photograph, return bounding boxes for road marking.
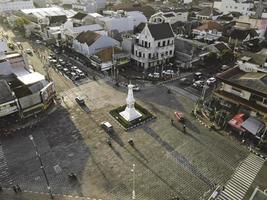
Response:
[217,153,265,200]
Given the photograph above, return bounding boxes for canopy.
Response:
[241,117,265,136]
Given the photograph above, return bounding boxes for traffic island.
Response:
[110,103,155,131]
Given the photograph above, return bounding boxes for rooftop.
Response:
[71,12,88,20]
[21,7,76,19]
[195,21,223,31]
[216,66,267,98]
[75,31,101,46]
[146,23,174,40]
[17,72,45,85]
[0,80,14,104]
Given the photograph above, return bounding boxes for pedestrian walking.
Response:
[12,185,17,193]
[0,185,3,192]
[16,184,22,192]
[128,138,134,146]
[171,119,174,125]
[183,124,186,133]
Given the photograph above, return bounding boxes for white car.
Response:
[100,121,113,132]
[206,77,216,85]
[35,40,42,44]
[148,72,160,78]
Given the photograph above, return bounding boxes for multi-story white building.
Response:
[149,11,188,24]
[96,10,147,33]
[131,23,175,71]
[0,0,34,12]
[214,0,254,16]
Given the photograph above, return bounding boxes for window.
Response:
[143,53,145,58]
[234,6,237,9]
[163,41,166,46]
[148,42,150,48]
[170,50,173,55]
[148,53,151,59]
[139,52,141,57]
[158,42,160,47]
[251,94,264,102]
[166,51,168,55]
[167,40,170,45]
[145,41,147,47]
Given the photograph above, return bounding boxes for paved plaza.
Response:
[0,78,252,200]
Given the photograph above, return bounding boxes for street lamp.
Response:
[131,164,136,199]
[29,135,53,199]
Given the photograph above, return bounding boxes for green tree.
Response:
[15,17,30,31]
[220,49,234,64]
[204,52,218,66]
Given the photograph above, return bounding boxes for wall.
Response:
[0,0,34,12]
[214,0,254,16]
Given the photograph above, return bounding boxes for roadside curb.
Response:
[248,147,267,160]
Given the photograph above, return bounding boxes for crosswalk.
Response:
[0,144,13,186]
[217,153,265,200]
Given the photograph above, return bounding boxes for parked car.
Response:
[194,72,203,81]
[193,80,204,88]
[148,72,160,78]
[206,77,216,85]
[100,121,113,133]
[162,70,174,75]
[26,48,33,55]
[75,96,85,105]
[133,85,140,91]
[35,40,42,44]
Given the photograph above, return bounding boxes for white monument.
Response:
[120,84,142,121]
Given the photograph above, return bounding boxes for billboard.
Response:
[40,82,56,104]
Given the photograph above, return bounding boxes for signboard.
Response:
[40,82,56,104]
[0,101,18,117]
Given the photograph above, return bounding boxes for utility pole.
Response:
[131,164,136,199]
[29,135,53,199]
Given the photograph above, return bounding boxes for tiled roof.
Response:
[195,21,222,31]
[198,7,221,16]
[71,12,87,20]
[216,67,267,97]
[147,23,174,40]
[95,47,123,62]
[0,80,14,104]
[75,31,101,46]
[49,15,67,24]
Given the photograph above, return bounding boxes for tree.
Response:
[220,49,234,64]
[204,52,218,66]
[15,17,30,31]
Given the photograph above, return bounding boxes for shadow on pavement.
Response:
[132,145,149,162]
[143,126,214,189]
[108,131,124,147]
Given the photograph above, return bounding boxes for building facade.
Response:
[214,0,254,16]
[149,11,188,24]
[0,0,34,12]
[131,23,175,71]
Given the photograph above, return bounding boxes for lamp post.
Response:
[29,135,53,199]
[131,164,136,199]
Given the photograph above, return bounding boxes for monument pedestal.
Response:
[120,84,142,122]
[120,107,142,122]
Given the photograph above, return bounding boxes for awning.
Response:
[228,113,246,133]
[241,117,265,136]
